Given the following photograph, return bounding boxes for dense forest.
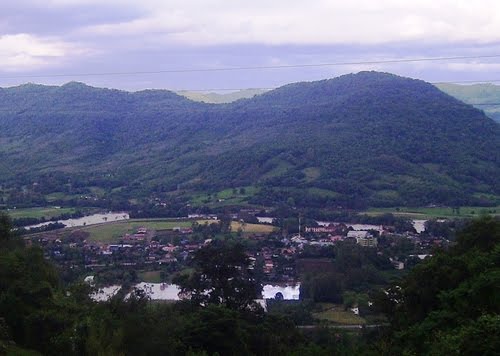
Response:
[0,212,498,355]
[0,72,499,209]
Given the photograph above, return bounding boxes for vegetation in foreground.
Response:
[0,211,498,355]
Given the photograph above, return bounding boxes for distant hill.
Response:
[0,72,499,208]
[177,89,269,103]
[436,83,500,122]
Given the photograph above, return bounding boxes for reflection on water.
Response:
[92,282,301,301]
[262,284,300,300]
[26,212,129,230]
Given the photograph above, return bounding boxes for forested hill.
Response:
[0,72,499,208]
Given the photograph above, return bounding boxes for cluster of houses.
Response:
[292,223,379,248]
[27,215,445,288]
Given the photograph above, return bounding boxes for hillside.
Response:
[437,83,500,122]
[0,72,499,208]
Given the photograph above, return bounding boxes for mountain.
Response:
[0,72,499,208]
[177,89,269,103]
[437,83,500,122]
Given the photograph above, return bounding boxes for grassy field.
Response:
[138,271,162,283]
[312,304,366,325]
[4,207,77,219]
[83,219,193,243]
[44,192,81,202]
[230,221,277,234]
[196,220,277,234]
[364,206,500,219]
[190,186,259,207]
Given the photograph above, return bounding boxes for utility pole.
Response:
[298,214,301,238]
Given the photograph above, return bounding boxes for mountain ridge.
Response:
[0,72,498,208]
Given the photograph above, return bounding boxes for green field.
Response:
[190,186,259,207]
[4,207,77,219]
[231,221,277,234]
[196,220,277,234]
[312,304,366,325]
[364,206,500,219]
[44,192,86,202]
[82,219,193,243]
[139,271,162,283]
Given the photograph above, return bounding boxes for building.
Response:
[348,231,378,247]
[356,236,378,247]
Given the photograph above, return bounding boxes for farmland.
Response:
[312,304,366,325]
[364,206,500,219]
[4,207,78,219]
[82,219,193,243]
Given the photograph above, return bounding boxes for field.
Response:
[4,207,78,219]
[196,220,277,234]
[44,192,85,202]
[82,219,193,243]
[138,271,162,283]
[190,186,259,207]
[230,221,277,234]
[312,304,366,325]
[364,206,500,219]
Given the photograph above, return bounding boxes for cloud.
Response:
[0,34,87,71]
[1,0,500,89]
[76,0,500,46]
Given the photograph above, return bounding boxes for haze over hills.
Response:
[177,89,269,104]
[436,83,500,122]
[180,83,500,123]
[0,71,498,208]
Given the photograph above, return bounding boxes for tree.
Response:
[377,217,500,355]
[174,242,262,310]
[0,213,21,250]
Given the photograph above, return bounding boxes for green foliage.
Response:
[378,217,500,354]
[300,241,392,304]
[174,242,262,310]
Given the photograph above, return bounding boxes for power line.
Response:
[2,80,500,95]
[1,54,500,80]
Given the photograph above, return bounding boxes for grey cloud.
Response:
[0,2,142,35]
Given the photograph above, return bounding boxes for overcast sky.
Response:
[1,0,500,91]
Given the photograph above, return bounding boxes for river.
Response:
[25,212,130,230]
[91,283,301,302]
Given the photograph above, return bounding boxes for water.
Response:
[316,221,383,231]
[93,283,301,302]
[25,212,130,230]
[317,220,428,234]
[129,283,182,300]
[91,285,121,302]
[262,284,300,300]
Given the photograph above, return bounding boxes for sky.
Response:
[1,0,500,91]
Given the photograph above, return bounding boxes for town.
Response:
[25,211,445,303]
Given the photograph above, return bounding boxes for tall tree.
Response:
[174,242,262,310]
